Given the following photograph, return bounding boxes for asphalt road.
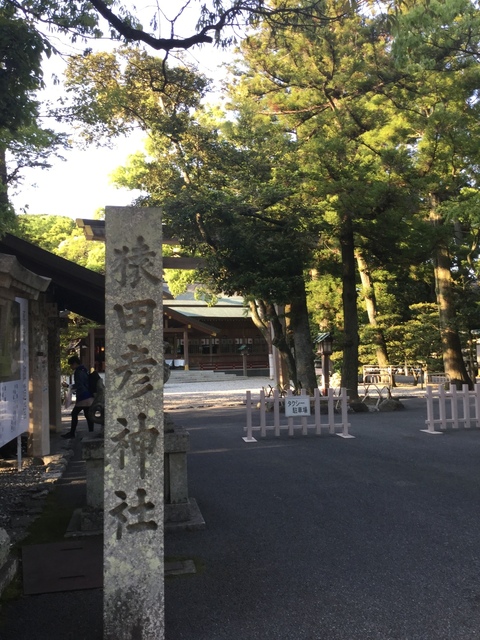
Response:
[165,397,480,639]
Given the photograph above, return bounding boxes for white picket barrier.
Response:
[243,388,353,442]
[422,383,480,434]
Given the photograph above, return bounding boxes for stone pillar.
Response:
[104,207,164,640]
[28,296,50,457]
[47,304,62,434]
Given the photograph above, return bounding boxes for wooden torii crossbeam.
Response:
[76,218,206,270]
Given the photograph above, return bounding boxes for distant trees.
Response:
[14,213,105,273]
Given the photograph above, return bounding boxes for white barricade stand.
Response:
[243,387,353,442]
[422,383,480,434]
[244,390,257,442]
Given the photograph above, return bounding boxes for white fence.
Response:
[243,388,353,441]
[423,383,480,434]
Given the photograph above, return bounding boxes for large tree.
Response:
[231,1,418,397]
[62,46,324,390]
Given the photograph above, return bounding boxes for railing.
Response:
[425,372,450,386]
[422,383,480,434]
[243,388,353,441]
[360,380,392,409]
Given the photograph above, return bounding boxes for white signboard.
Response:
[0,298,28,448]
[285,396,311,417]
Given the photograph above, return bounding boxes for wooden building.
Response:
[86,292,269,374]
[76,218,270,374]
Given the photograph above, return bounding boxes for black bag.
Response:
[88,371,101,396]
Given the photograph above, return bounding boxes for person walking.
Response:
[61,355,95,438]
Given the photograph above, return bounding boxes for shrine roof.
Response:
[0,233,105,323]
[166,293,249,319]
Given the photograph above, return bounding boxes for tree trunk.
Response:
[265,302,298,388]
[248,299,273,351]
[0,145,14,234]
[0,146,8,208]
[430,205,472,389]
[355,249,389,368]
[340,213,359,399]
[248,299,276,379]
[288,282,317,394]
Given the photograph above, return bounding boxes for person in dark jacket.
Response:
[61,355,94,438]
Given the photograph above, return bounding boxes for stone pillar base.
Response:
[66,506,103,537]
[82,435,104,510]
[165,498,205,532]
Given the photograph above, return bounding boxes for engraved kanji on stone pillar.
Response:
[104,207,164,640]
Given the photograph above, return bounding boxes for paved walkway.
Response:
[164,376,427,410]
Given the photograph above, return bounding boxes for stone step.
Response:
[167,370,247,384]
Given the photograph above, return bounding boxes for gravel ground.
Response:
[0,433,73,545]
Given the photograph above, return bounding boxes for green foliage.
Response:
[0,10,44,134]
[59,313,98,374]
[14,214,75,251]
[55,233,105,273]
[1,1,111,42]
[163,269,196,298]
[0,8,55,231]
[385,303,443,370]
[62,49,210,144]
[0,200,16,235]
[193,286,218,306]
[13,213,105,273]
[307,275,343,331]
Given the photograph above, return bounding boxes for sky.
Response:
[10,136,146,219]
[9,6,233,221]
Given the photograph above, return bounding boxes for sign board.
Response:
[0,298,28,448]
[285,396,311,417]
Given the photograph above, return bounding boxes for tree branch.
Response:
[89,0,214,50]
